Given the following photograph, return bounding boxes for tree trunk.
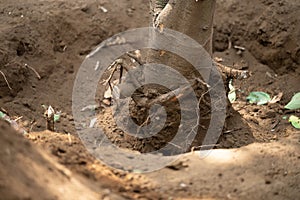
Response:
[151,0,216,54]
[115,0,226,155]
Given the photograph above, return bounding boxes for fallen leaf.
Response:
[289,115,300,129]
[269,92,283,104]
[54,113,61,122]
[0,111,5,118]
[247,92,271,105]
[285,92,300,110]
[228,79,236,103]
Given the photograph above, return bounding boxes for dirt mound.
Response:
[0,120,164,199]
[0,120,102,200]
[147,132,300,200]
[26,131,164,199]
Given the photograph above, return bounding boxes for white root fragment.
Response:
[25,64,41,80]
[0,70,12,90]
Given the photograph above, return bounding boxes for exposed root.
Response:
[126,52,143,65]
[25,64,41,80]
[146,80,196,106]
[102,58,132,92]
[0,70,12,90]
[140,78,208,108]
[150,0,169,25]
[214,61,250,79]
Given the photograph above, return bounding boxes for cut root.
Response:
[214,61,250,80]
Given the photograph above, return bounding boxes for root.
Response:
[141,78,207,108]
[215,61,250,79]
[103,52,143,99]
[0,70,12,90]
[126,52,143,65]
[25,64,41,80]
[150,0,169,25]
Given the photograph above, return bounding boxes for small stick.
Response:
[25,64,41,80]
[214,61,250,79]
[29,122,36,133]
[271,119,280,131]
[0,107,8,115]
[14,116,23,122]
[105,63,119,91]
[136,115,151,135]
[0,70,12,90]
[126,52,143,65]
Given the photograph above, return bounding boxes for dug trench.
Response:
[0,0,299,199]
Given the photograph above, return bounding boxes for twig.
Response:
[126,52,143,65]
[223,128,242,134]
[150,0,169,24]
[214,61,250,79]
[29,121,36,133]
[14,116,23,122]
[25,64,41,80]
[105,63,119,91]
[0,70,12,90]
[0,107,8,115]
[102,58,141,100]
[136,115,151,135]
[271,119,280,131]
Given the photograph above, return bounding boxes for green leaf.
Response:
[228,79,236,103]
[0,111,5,119]
[284,92,300,110]
[54,114,61,122]
[289,115,300,129]
[247,92,271,105]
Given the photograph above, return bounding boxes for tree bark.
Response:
[151,0,216,54]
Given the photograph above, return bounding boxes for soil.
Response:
[0,0,299,199]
